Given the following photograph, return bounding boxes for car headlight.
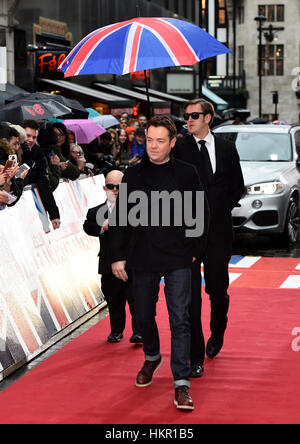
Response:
[247,181,285,195]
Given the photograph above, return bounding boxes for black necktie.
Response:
[198,140,213,186]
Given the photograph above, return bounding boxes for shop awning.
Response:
[134,85,228,111]
[201,86,228,110]
[40,79,134,108]
[133,86,187,103]
[93,82,171,108]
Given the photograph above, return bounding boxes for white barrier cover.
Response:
[0,175,106,373]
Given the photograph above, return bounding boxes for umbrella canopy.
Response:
[58,17,231,77]
[0,98,72,124]
[91,114,120,129]
[86,107,101,118]
[63,119,106,144]
[272,120,290,125]
[6,92,88,119]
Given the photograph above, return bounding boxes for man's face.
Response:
[136,134,145,145]
[185,104,211,137]
[139,116,147,127]
[103,175,123,204]
[25,127,38,149]
[146,126,176,165]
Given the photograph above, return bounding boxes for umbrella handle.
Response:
[144,70,152,119]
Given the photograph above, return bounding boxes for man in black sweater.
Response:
[109,116,209,411]
[173,99,245,377]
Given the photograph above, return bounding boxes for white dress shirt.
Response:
[193,131,216,174]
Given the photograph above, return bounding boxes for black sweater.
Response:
[109,155,209,272]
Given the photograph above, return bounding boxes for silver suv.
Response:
[213,124,300,246]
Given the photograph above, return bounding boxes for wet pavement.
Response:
[1,232,300,393]
[232,232,300,258]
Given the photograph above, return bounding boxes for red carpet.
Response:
[0,285,300,424]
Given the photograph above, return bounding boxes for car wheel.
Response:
[281,197,300,246]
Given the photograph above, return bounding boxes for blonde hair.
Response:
[9,124,27,143]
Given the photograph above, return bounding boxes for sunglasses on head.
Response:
[105,183,119,190]
[183,112,206,121]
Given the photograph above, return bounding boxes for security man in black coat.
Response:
[83,170,142,344]
[173,99,245,377]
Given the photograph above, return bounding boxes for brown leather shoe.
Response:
[174,386,194,411]
[135,356,163,387]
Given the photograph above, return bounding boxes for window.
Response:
[238,6,245,24]
[174,0,179,14]
[164,0,169,8]
[258,5,285,22]
[259,44,284,76]
[183,0,188,17]
[200,0,207,28]
[217,0,227,27]
[238,46,244,76]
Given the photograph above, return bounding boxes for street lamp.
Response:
[254,14,267,118]
[255,16,285,118]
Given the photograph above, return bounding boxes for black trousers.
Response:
[101,272,140,336]
[190,238,232,365]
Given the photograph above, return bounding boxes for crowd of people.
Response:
[0,110,155,224]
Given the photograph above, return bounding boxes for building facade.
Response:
[8,0,231,105]
[227,0,300,122]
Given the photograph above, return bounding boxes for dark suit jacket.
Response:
[173,134,245,240]
[109,155,209,271]
[83,202,111,275]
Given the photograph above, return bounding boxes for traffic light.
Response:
[133,105,139,117]
[272,91,279,104]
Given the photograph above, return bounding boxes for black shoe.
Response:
[107,333,123,343]
[130,334,143,344]
[190,363,204,378]
[206,336,224,358]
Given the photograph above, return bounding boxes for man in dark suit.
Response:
[109,116,209,411]
[173,99,245,378]
[83,170,142,344]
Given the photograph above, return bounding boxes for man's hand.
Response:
[112,260,128,282]
[102,219,109,232]
[51,219,61,230]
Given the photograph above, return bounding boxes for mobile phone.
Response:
[15,163,30,179]
[3,159,14,172]
[8,154,18,166]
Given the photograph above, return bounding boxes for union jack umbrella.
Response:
[58,17,231,77]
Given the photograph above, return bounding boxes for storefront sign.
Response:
[36,51,69,79]
[166,73,194,94]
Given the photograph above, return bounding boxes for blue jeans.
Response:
[132,268,192,388]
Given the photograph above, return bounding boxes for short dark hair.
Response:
[184,98,215,121]
[7,127,19,141]
[21,119,39,131]
[146,116,177,140]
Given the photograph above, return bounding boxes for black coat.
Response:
[22,143,60,221]
[83,202,111,275]
[173,134,245,240]
[109,155,209,272]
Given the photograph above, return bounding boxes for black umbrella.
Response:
[248,117,270,124]
[0,98,72,124]
[5,92,88,119]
